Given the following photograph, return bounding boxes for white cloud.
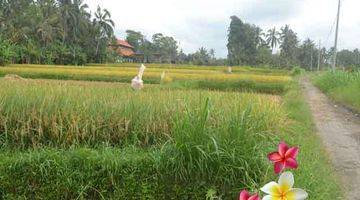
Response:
[85,0,360,58]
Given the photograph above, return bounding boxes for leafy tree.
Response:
[353,49,360,68]
[0,36,14,66]
[188,47,212,65]
[125,30,144,51]
[152,33,178,63]
[176,50,189,64]
[256,46,272,66]
[279,25,299,67]
[139,39,154,63]
[227,16,267,66]
[337,49,360,69]
[297,38,316,70]
[0,0,115,65]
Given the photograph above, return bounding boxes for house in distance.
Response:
[111,38,163,63]
[111,39,135,62]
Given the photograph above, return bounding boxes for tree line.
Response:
[0,0,117,66]
[0,1,358,69]
[0,0,225,66]
[227,15,360,70]
[123,30,225,65]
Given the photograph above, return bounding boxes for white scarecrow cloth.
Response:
[131,64,146,90]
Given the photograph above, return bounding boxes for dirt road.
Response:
[302,78,360,199]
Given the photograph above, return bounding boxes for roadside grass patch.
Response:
[313,70,360,112]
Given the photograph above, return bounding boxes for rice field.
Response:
[0,79,285,149]
[0,64,291,94]
[0,64,341,199]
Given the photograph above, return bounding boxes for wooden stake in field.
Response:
[131,64,146,90]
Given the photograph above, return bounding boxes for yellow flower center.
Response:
[271,183,294,200]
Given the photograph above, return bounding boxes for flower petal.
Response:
[262,195,281,200]
[285,157,298,169]
[239,190,250,200]
[285,147,299,159]
[260,181,280,196]
[278,142,289,157]
[274,162,284,174]
[268,152,282,162]
[249,194,260,200]
[278,171,294,191]
[286,188,308,200]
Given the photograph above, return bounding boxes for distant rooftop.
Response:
[116,39,133,49]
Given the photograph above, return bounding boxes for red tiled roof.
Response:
[117,47,135,57]
[116,39,134,49]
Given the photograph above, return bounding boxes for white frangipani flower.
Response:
[261,171,308,200]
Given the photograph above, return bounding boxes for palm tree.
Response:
[94,6,115,61]
[58,0,82,44]
[36,0,61,46]
[72,0,90,38]
[70,0,90,64]
[266,27,280,52]
[254,27,266,47]
[279,25,290,42]
[209,49,215,59]
[94,6,114,38]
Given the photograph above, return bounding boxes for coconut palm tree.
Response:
[72,0,91,39]
[58,0,72,43]
[36,0,61,46]
[266,27,280,52]
[254,27,266,47]
[94,6,114,38]
[70,0,90,64]
[93,6,115,61]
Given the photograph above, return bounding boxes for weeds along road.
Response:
[302,77,360,200]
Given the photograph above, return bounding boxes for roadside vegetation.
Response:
[313,70,360,112]
[280,80,343,200]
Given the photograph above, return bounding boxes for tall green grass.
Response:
[0,79,286,198]
[313,70,360,112]
[0,79,285,149]
[0,78,342,199]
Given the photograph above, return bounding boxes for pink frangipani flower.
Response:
[239,190,260,200]
[267,142,299,174]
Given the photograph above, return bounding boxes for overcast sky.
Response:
[85,0,360,58]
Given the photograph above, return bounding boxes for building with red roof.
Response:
[111,39,135,58]
[110,38,163,62]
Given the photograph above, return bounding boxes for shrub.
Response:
[0,37,14,66]
[291,66,305,76]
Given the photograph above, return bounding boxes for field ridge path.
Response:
[301,77,360,200]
